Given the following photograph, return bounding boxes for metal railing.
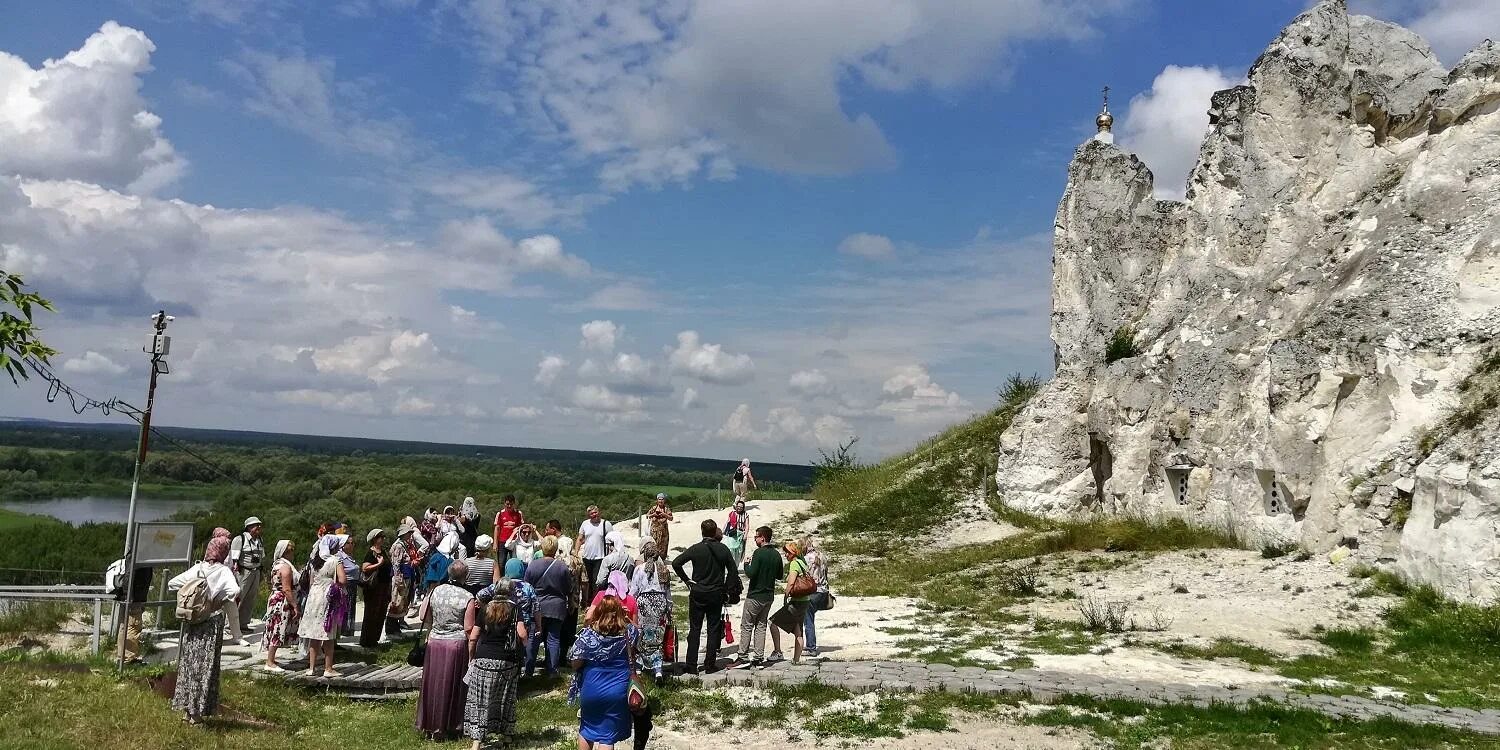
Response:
[0,585,112,656]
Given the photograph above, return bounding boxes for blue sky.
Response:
[1,0,1493,460]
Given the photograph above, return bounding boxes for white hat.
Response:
[366,528,384,543]
[475,534,494,551]
[244,516,262,528]
[656,492,668,500]
[740,458,750,465]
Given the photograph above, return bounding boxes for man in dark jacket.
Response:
[672,519,741,673]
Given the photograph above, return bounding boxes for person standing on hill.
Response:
[576,506,613,602]
[465,535,499,594]
[168,535,240,725]
[646,493,673,555]
[494,495,524,565]
[505,522,541,568]
[732,526,782,669]
[732,458,756,502]
[229,517,266,629]
[724,499,750,562]
[546,519,574,558]
[359,529,393,648]
[769,541,811,665]
[671,519,741,674]
[459,497,482,555]
[801,535,830,659]
[389,520,420,634]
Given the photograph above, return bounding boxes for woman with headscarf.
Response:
[504,522,541,570]
[417,560,476,740]
[458,496,482,554]
[167,535,240,724]
[646,493,673,556]
[588,570,638,623]
[360,529,393,648]
[208,527,250,647]
[464,578,526,750]
[629,539,673,679]
[424,530,456,596]
[298,534,351,677]
[724,500,750,563]
[388,519,420,636]
[261,539,300,671]
[593,531,634,590]
[464,535,498,595]
[732,458,756,501]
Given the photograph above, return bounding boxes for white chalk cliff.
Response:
[995,0,1500,602]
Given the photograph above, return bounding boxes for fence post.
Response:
[91,598,102,657]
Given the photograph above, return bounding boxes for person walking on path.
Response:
[671,519,741,674]
[261,539,300,671]
[629,539,672,679]
[768,541,812,665]
[569,596,636,750]
[297,534,351,677]
[801,535,830,658]
[417,560,476,741]
[732,459,756,502]
[494,495,524,566]
[168,535,241,725]
[464,579,526,750]
[229,517,266,630]
[732,526,782,669]
[360,529,393,648]
[465,535,499,594]
[724,499,750,563]
[522,536,573,677]
[576,507,613,603]
[646,493,672,555]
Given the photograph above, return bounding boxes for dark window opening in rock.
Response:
[1166,467,1192,506]
[1257,470,1303,520]
[1089,434,1114,507]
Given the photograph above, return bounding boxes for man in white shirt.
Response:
[576,506,612,601]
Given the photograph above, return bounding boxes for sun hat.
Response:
[656,492,668,500]
[397,520,416,536]
[475,534,494,551]
[244,516,262,528]
[366,528,384,543]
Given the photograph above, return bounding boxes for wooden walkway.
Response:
[235,656,424,699]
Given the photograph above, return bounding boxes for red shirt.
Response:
[495,508,523,542]
[590,590,638,620]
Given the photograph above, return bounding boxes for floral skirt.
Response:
[262,589,299,650]
[172,611,224,719]
[636,591,670,670]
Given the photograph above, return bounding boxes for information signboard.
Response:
[132,522,196,567]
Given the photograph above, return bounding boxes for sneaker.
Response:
[767,651,784,663]
[261,663,285,673]
[234,638,252,647]
[654,668,664,679]
[804,647,821,657]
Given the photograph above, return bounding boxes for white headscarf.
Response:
[273,539,292,561]
[461,496,479,521]
[438,530,464,559]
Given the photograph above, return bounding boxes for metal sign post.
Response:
[117,312,171,671]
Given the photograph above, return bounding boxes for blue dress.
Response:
[569,625,636,745]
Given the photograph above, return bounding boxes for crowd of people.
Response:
[161,459,833,750]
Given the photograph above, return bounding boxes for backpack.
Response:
[734,467,746,482]
[105,558,127,595]
[176,567,215,624]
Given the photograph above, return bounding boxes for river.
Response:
[0,496,207,526]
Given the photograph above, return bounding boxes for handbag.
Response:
[786,571,816,599]
[407,626,428,667]
[628,673,649,715]
[722,615,735,644]
[822,592,836,611]
[664,626,677,661]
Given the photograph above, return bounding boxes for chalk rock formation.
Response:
[996,0,1500,602]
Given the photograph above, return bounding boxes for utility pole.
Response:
[117,310,172,670]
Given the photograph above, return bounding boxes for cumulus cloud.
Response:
[605,352,672,396]
[878,365,969,418]
[1117,65,1240,201]
[0,22,186,193]
[716,404,849,448]
[837,233,896,260]
[788,369,837,398]
[535,355,567,387]
[61,351,127,376]
[680,387,703,410]
[571,384,644,413]
[577,282,660,311]
[451,0,1132,189]
[419,170,593,229]
[502,405,542,421]
[440,218,589,277]
[580,320,620,352]
[667,331,754,384]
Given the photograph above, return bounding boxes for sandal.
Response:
[323,669,341,678]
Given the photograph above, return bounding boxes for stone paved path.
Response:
[674,658,1500,736]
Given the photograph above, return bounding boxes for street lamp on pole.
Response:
[117,310,171,670]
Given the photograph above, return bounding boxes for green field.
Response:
[583,483,803,500]
[0,507,59,532]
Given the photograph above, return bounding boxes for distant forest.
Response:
[0,420,812,585]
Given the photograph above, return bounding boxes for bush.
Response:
[1104,326,1140,363]
[1078,597,1131,632]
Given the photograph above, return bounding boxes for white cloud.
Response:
[440,218,589,278]
[502,405,542,421]
[452,0,1132,189]
[580,320,620,352]
[0,22,185,193]
[811,414,855,448]
[61,351,127,376]
[222,49,409,159]
[837,232,896,260]
[716,404,848,448]
[878,365,969,418]
[578,282,660,311]
[788,369,837,398]
[680,387,703,410]
[393,394,440,416]
[535,355,567,387]
[1117,65,1240,201]
[667,330,754,384]
[571,383,644,413]
[605,352,672,395]
[420,170,592,229]
[275,388,381,416]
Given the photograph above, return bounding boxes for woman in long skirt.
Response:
[628,540,672,679]
[646,494,672,556]
[569,596,635,749]
[360,529,393,647]
[261,540,301,671]
[298,535,351,677]
[168,536,241,724]
[464,580,526,750]
[418,560,476,740]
